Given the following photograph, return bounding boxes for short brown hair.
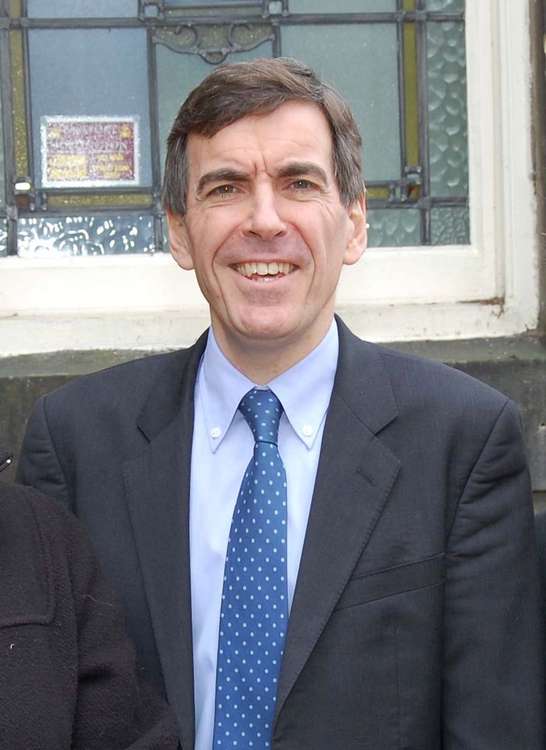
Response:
[162,57,364,214]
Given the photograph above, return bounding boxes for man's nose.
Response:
[242,186,287,241]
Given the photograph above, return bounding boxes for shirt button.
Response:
[210,427,222,439]
[302,424,313,437]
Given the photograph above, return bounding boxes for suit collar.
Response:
[333,315,398,436]
[126,331,207,749]
[136,329,208,442]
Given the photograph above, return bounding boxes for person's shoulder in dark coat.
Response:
[0,471,179,749]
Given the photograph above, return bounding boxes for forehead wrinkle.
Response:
[275,161,329,184]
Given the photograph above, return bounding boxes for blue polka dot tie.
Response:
[213,388,288,749]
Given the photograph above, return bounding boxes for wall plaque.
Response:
[41,116,139,188]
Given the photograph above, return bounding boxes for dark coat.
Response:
[0,452,179,749]
[16,318,544,749]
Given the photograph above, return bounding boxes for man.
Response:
[17,58,543,748]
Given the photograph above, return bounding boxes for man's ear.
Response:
[166,210,194,271]
[343,193,367,266]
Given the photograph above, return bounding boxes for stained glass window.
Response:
[1,0,469,255]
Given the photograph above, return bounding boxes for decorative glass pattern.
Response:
[28,28,152,187]
[0,219,7,257]
[367,208,421,247]
[430,206,469,245]
[154,22,273,64]
[281,24,400,182]
[427,21,468,198]
[17,213,155,257]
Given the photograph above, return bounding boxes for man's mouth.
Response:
[233,261,296,280]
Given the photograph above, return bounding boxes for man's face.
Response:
[168,100,366,362]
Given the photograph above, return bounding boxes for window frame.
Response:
[0,0,539,353]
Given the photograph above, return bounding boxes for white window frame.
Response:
[0,0,538,355]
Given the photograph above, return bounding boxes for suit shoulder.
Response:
[337,318,509,412]
[347,335,512,423]
[47,349,186,398]
[36,340,204,420]
[377,343,510,409]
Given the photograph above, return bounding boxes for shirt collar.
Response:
[199,321,339,453]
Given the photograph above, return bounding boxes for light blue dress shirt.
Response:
[190,321,339,750]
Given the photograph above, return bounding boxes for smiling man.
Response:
[18,59,543,749]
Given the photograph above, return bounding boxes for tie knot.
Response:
[239,388,283,445]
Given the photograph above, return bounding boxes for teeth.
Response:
[236,262,294,278]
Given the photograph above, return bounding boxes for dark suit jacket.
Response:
[0,474,179,749]
[16,318,544,749]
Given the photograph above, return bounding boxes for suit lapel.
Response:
[123,332,207,750]
[275,319,401,719]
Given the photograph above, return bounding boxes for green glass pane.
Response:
[281,25,400,182]
[157,39,273,175]
[425,0,464,12]
[17,213,156,256]
[367,208,420,247]
[28,28,151,187]
[27,0,138,17]
[430,206,469,245]
[427,21,468,197]
[0,218,7,256]
[289,0,396,11]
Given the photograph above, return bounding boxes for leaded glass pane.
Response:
[28,29,151,187]
[289,0,396,11]
[281,24,400,183]
[425,0,464,12]
[27,0,138,17]
[367,208,420,247]
[430,206,469,245]
[17,214,155,257]
[427,20,468,198]
[157,40,273,174]
[0,219,7,256]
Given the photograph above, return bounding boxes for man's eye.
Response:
[209,184,238,197]
[291,179,314,190]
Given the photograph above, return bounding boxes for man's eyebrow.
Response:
[196,168,248,196]
[275,162,329,184]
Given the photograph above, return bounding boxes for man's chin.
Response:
[221,310,304,347]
